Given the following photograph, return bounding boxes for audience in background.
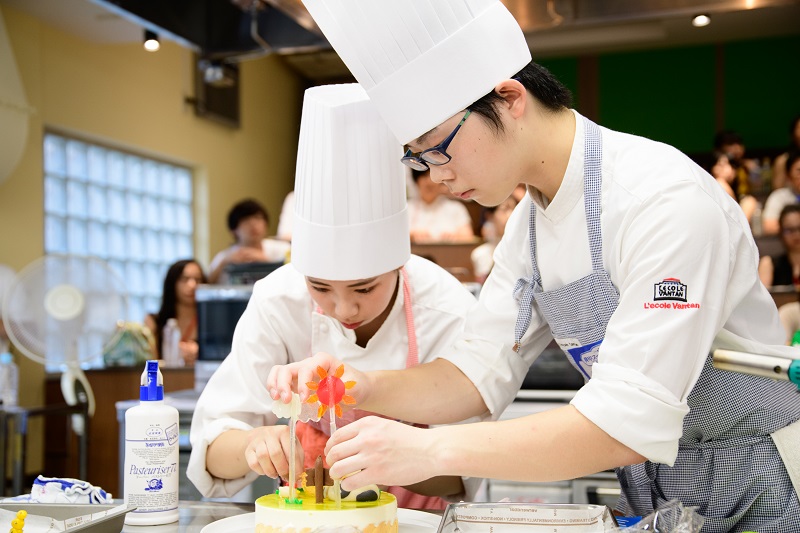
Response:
[480,184,527,243]
[145,259,206,365]
[778,294,800,346]
[471,192,519,283]
[707,152,759,225]
[713,130,760,199]
[208,199,291,284]
[762,151,800,235]
[771,116,800,190]
[276,191,294,242]
[407,168,475,243]
[758,204,800,288]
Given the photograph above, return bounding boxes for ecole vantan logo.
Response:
[654,278,686,302]
[644,278,700,310]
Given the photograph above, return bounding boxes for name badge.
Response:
[555,338,603,380]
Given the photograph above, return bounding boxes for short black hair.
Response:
[468,61,573,135]
[713,130,744,150]
[227,199,268,231]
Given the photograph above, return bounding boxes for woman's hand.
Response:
[323,416,438,490]
[266,352,369,404]
[179,340,199,365]
[245,425,304,482]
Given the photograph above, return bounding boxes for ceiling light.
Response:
[692,14,711,27]
[143,30,160,52]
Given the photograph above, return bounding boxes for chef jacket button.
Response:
[320,323,328,333]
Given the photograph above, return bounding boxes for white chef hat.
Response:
[302,0,531,145]
[291,83,409,281]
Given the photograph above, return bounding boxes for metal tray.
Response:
[437,502,618,532]
[0,502,134,533]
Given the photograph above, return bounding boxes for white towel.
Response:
[3,476,112,504]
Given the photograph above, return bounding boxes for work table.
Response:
[120,501,442,533]
[121,501,252,533]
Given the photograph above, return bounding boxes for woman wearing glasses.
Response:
[762,150,800,236]
[759,204,800,289]
[268,0,800,530]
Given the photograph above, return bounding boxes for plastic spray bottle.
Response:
[161,318,182,367]
[124,360,179,525]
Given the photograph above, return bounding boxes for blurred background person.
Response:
[713,129,760,199]
[759,204,800,289]
[145,259,206,365]
[707,151,759,226]
[482,184,527,242]
[762,150,800,235]
[408,168,475,243]
[471,193,519,284]
[778,292,800,346]
[208,199,291,284]
[772,116,800,190]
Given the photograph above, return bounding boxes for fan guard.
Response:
[2,254,127,367]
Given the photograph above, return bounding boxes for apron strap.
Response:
[583,119,605,273]
[400,267,418,367]
[512,116,605,351]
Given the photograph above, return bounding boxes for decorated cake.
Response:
[254,487,398,533]
[260,368,398,532]
[255,457,397,533]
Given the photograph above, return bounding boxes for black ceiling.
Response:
[94,0,329,59]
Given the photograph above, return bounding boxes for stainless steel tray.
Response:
[0,503,134,533]
[437,502,618,532]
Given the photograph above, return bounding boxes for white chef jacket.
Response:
[187,255,477,498]
[440,110,795,465]
[408,196,473,240]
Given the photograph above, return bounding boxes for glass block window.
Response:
[43,132,194,324]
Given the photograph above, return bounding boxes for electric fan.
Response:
[1,254,128,434]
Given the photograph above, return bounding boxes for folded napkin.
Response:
[3,476,112,504]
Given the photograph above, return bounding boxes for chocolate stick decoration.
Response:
[314,455,324,504]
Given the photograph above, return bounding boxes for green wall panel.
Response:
[538,57,579,108]
[598,46,716,154]
[723,35,800,151]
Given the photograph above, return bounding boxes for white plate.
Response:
[201,508,440,533]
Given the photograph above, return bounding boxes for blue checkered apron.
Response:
[513,117,800,532]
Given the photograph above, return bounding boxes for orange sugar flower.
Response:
[306,365,356,419]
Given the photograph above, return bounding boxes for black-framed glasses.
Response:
[401,110,471,171]
[782,226,800,236]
